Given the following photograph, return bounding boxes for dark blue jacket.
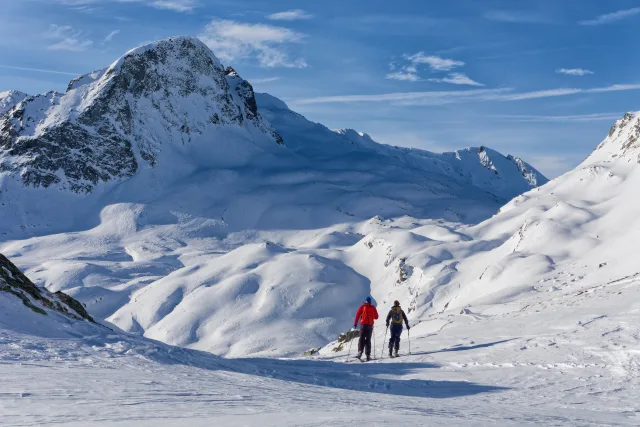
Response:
[386,306,409,328]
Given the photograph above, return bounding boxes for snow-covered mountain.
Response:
[0,36,548,357]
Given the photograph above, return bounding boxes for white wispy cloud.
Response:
[579,7,640,25]
[0,64,79,76]
[293,88,511,105]
[386,71,421,81]
[199,19,307,68]
[484,10,552,24]
[406,52,464,71]
[491,113,623,122]
[104,29,120,42]
[46,24,93,52]
[267,9,313,21]
[556,68,594,76]
[293,84,640,105]
[429,73,484,86]
[248,76,281,84]
[49,0,197,12]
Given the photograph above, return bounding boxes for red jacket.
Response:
[354,302,379,327]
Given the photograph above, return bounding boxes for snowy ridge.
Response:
[0,90,29,115]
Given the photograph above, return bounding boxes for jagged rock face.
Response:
[0,37,283,193]
[507,155,542,187]
[591,112,640,164]
[0,253,95,322]
[225,66,283,145]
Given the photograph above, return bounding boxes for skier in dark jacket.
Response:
[353,296,379,361]
[386,300,410,357]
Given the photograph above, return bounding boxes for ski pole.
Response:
[346,329,355,362]
[408,328,411,355]
[381,325,388,359]
[373,324,376,359]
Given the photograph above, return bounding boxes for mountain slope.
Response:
[334,110,640,323]
[0,37,547,357]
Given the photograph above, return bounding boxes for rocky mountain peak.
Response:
[0,36,284,193]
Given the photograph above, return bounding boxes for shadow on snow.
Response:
[230,357,509,399]
[406,339,516,357]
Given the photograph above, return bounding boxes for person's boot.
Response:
[355,351,363,360]
[394,349,399,357]
[366,354,371,362]
[389,348,393,358]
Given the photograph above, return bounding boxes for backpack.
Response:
[390,307,403,324]
[360,304,373,324]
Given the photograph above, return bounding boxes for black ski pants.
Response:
[358,324,374,356]
[389,324,403,351]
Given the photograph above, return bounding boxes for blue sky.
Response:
[1,0,640,177]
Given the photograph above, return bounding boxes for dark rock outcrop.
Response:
[0,253,95,322]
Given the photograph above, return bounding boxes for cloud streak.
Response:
[199,19,307,68]
[484,10,552,24]
[46,24,93,52]
[104,29,120,42]
[267,9,313,21]
[406,52,464,71]
[0,64,79,76]
[293,84,640,105]
[248,76,281,84]
[49,0,197,12]
[429,73,484,86]
[387,71,421,81]
[579,7,640,25]
[556,68,594,76]
[490,113,623,123]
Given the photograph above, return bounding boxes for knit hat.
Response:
[365,296,372,303]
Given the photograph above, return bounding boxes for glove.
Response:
[407,326,410,330]
[386,322,389,327]
[352,325,357,330]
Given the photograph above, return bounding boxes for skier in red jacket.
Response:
[353,296,379,361]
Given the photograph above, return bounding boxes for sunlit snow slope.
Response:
[0,37,547,357]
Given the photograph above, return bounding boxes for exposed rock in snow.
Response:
[0,252,94,322]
